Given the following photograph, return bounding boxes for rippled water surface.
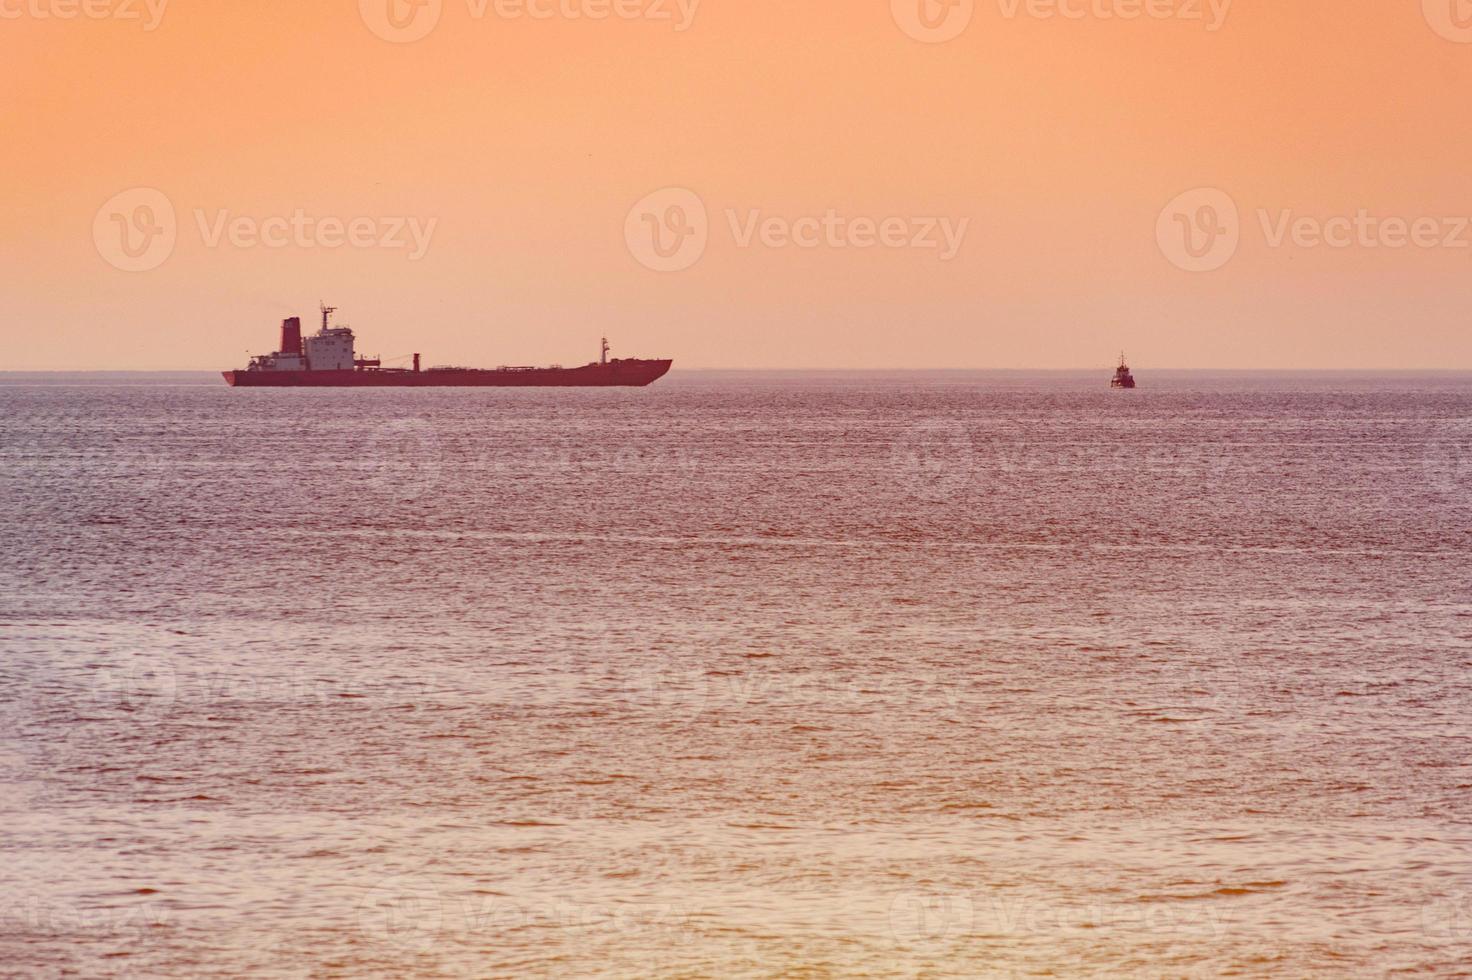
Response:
[4,371,1472,977]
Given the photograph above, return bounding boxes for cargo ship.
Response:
[222,306,673,387]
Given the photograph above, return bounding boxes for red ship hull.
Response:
[223,360,673,388]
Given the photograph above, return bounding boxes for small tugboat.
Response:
[1111,353,1136,389]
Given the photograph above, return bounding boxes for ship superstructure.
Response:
[242,306,376,374]
[224,306,672,388]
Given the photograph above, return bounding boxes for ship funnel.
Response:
[280,316,303,356]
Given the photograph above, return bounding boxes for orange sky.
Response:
[5,0,1472,369]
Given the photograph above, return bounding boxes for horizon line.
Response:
[7,367,1472,375]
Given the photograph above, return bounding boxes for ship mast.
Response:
[321,303,338,331]
[601,337,610,365]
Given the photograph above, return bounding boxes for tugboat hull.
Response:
[1111,353,1136,389]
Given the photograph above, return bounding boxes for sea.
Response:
[3,370,1471,977]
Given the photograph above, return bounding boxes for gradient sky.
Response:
[6,0,1472,369]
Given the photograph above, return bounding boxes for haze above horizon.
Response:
[6,2,1472,370]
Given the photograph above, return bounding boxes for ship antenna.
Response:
[321,302,338,331]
